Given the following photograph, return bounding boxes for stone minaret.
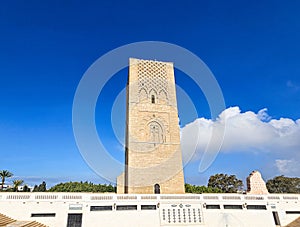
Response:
[117,58,185,194]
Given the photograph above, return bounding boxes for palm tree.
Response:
[13,179,24,192]
[0,170,13,190]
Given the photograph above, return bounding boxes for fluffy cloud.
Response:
[181,106,300,174]
[286,80,300,91]
[275,159,299,175]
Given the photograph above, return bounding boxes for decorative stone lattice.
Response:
[137,59,168,102]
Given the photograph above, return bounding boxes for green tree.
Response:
[266,176,300,193]
[185,184,222,193]
[33,181,47,192]
[0,170,13,190]
[208,173,243,193]
[38,181,47,192]
[22,185,31,192]
[33,185,38,192]
[13,179,24,192]
[48,181,116,192]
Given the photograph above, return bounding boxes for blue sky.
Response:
[0,0,300,187]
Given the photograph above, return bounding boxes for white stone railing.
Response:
[0,193,299,202]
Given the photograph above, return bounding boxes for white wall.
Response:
[0,193,299,227]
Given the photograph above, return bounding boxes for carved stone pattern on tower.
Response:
[130,113,169,152]
[137,59,168,103]
[148,121,165,144]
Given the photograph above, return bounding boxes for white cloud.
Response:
[275,159,300,175]
[286,80,300,91]
[257,108,271,122]
[275,159,292,174]
[181,106,300,175]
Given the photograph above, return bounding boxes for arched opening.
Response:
[159,89,168,102]
[149,121,164,144]
[139,88,147,101]
[154,184,160,194]
[151,95,155,104]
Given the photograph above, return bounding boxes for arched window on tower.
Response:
[151,95,155,104]
[149,121,164,144]
[154,184,160,194]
